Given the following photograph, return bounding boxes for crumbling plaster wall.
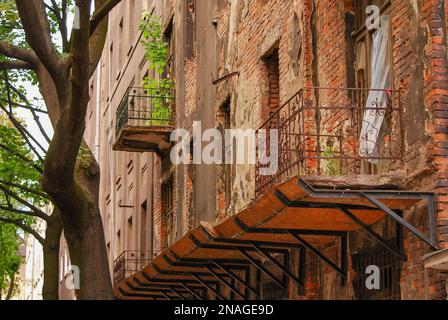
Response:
[210,0,447,300]
[215,0,306,214]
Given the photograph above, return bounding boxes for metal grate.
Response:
[255,87,404,197]
[260,255,288,300]
[115,87,175,135]
[352,241,402,300]
[113,250,159,285]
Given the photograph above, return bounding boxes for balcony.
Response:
[113,87,175,154]
[113,89,439,301]
[114,250,159,285]
[256,87,404,198]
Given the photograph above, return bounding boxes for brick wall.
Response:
[422,0,448,250]
[102,0,448,300]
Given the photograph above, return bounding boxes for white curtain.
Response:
[359,15,391,163]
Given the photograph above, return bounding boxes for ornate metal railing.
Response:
[255,87,404,197]
[113,250,159,285]
[115,87,175,135]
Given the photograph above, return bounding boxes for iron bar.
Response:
[179,281,204,300]
[250,242,304,288]
[205,266,246,299]
[193,275,227,300]
[361,193,439,250]
[335,204,404,259]
[288,231,346,278]
[211,260,258,296]
[236,248,286,289]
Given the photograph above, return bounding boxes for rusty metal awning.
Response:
[114,177,438,300]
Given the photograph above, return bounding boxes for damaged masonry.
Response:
[72,0,448,300]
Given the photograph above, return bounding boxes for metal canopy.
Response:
[115,177,438,300]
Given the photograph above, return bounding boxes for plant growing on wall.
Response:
[139,13,174,125]
[322,144,342,176]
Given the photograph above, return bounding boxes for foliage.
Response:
[139,13,173,125]
[0,222,22,299]
[0,0,120,299]
[0,126,46,201]
[0,98,48,299]
[322,145,342,176]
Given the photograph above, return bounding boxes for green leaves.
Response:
[139,13,174,125]
[0,222,22,299]
[139,13,170,77]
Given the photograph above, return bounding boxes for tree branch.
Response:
[0,184,49,222]
[0,143,43,173]
[47,0,69,52]
[89,0,122,76]
[43,0,92,191]
[90,0,122,35]
[0,178,50,200]
[15,0,65,84]
[0,98,48,114]
[6,82,52,144]
[0,60,34,70]
[0,216,45,245]
[0,103,46,161]
[0,204,39,217]
[0,41,37,64]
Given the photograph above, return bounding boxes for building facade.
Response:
[84,0,448,300]
[16,220,45,300]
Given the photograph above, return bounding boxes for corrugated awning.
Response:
[114,177,438,300]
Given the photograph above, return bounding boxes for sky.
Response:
[16,2,77,152]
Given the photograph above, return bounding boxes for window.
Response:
[162,178,174,248]
[128,0,136,43]
[186,0,196,58]
[219,98,232,212]
[260,255,288,300]
[127,216,133,250]
[109,42,114,87]
[140,201,147,252]
[164,18,174,81]
[116,230,121,256]
[107,242,111,260]
[261,46,280,125]
[352,240,401,300]
[354,0,391,91]
[118,17,124,71]
[353,0,392,174]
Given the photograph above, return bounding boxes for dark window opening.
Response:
[261,47,280,126]
[352,239,402,300]
[162,178,174,248]
[186,0,196,58]
[140,201,147,252]
[116,230,121,256]
[219,98,232,212]
[260,254,288,300]
[353,0,392,174]
[126,216,133,250]
[164,18,175,81]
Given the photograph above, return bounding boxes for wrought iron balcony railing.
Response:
[114,86,175,153]
[255,87,404,197]
[115,86,175,135]
[113,250,159,285]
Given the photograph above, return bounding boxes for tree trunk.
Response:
[42,210,63,300]
[62,199,113,300]
[44,154,114,300]
[5,273,15,300]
